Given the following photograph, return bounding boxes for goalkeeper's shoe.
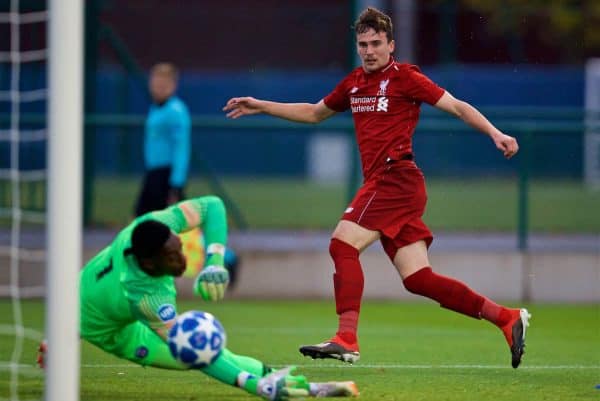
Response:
[501,308,531,369]
[299,335,360,364]
[36,340,47,369]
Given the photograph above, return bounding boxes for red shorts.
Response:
[341,159,433,260]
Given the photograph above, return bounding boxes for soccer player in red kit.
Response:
[223,7,531,369]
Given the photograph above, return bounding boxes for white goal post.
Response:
[45,1,83,401]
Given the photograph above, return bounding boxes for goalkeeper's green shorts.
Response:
[82,321,186,369]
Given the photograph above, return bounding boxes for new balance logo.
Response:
[377,97,389,112]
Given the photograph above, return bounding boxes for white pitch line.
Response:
[4,363,598,371]
[74,363,598,370]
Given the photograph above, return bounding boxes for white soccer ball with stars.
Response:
[168,310,226,368]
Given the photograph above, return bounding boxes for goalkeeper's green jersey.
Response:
[80,199,208,339]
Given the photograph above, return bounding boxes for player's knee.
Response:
[402,267,433,295]
[329,238,359,261]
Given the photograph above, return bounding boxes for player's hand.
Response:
[257,366,310,401]
[194,265,229,301]
[492,132,519,159]
[223,97,263,119]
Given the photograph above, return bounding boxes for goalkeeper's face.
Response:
[149,73,176,104]
[150,233,187,277]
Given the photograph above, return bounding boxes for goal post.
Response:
[45,0,83,400]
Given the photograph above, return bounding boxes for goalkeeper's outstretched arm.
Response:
[149,196,230,301]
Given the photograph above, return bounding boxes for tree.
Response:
[458,0,600,63]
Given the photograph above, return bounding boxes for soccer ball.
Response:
[167,310,226,368]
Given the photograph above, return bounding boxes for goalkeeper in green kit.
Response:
[38,196,358,400]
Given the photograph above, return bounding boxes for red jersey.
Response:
[323,58,445,180]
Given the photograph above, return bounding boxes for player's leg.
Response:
[82,322,358,398]
[299,220,379,364]
[87,321,185,369]
[219,349,272,377]
[205,352,359,398]
[101,321,271,376]
[85,322,306,398]
[385,222,531,368]
[134,167,171,216]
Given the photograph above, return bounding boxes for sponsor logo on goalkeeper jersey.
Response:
[158,304,176,321]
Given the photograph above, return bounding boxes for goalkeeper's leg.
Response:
[87,322,269,376]
[83,321,186,369]
[220,349,273,377]
[83,323,312,399]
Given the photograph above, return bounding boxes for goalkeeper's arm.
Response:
[149,195,227,238]
[150,196,230,301]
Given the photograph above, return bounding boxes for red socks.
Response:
[402,267,485,319]
[403,267,517,328]
[329,245,516,343]
[481,297,519,328]
[330,238,363,342]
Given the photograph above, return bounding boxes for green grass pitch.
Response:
[1,300,598,400]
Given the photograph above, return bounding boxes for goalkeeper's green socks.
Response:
[200,350,263,397]
[220,349,271,377]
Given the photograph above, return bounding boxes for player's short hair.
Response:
[131,220,171,259]
[150,62,179,82]
[354,7,394,42]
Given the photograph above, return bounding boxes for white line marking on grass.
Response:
[70,363,600,370]
[288,363,581,370]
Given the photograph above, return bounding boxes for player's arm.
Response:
[148,195,225,235]
[223,97,336,124]
[148,196,230,301]
[434,91,519,159]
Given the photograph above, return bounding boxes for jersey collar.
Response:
[362,56,394,78]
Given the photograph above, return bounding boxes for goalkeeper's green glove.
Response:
[257,366,310,401]
[193,265,229,301]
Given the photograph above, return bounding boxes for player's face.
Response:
[149,73,176,104]
[356,29,394,73]
[153,233,187,277]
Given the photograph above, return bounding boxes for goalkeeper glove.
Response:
[194,265,229,301]
[257,366,309,401]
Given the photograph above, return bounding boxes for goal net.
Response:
[0,1,82,400]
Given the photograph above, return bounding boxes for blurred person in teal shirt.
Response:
[133,63,240,289]
[135,62,191,216]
